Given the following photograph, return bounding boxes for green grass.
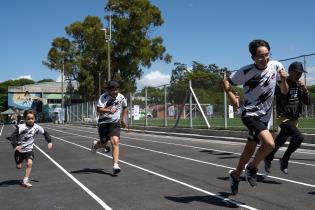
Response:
[130,117,315,133]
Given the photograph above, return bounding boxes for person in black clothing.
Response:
[264,61,311,174]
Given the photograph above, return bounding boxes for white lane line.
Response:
[45,126,315,189]
[0,124,4,137]
[57,124,315,154]
[33,144,112,210]
[48,124,315,163]
[50,134,258,210]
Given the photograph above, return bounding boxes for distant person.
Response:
[223,39,288,195]
[9,109,52,188]
[264,62,311,174]
[91,81,128,175]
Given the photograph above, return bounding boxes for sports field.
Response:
[1,123,315,210]
[131,117,315,133]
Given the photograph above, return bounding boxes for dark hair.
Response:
[106,80,120,89]
[23,109,36,119]
[288,61,306,73]
[249,39,270,56]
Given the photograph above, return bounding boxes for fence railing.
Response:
[65,80,315,133]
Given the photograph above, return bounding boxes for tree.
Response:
[37,79,55,83]
[43,0,171,101]
[168,62,231,105]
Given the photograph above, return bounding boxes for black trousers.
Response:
[265,120,304,163]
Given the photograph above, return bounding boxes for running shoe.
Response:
[229,170,239,195]
[22,178,32,188]
[91,140,98,154]
[279,158,288,174]
[245,164,258,187]
[104,145,111,153]
[113,163,121,175]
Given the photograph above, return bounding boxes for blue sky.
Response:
[1,0,315,89]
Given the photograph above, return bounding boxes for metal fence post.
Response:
[164,85,167,127]
[145,87,148,126]
[189,80,192,128]
[129,92,133,126]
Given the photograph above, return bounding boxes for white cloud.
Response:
[55,73,65,82]
[14,75,33,80]
[306,66,315,85]
[137,70,170,90]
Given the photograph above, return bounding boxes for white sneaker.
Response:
[113,163,121,175]
[22,177,32,188]
[91,140,98,154]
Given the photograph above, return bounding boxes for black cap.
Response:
[106,80,120,89]
[288,62,307,73]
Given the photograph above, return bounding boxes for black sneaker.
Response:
[104,145,111,153]
[229,170,239,195]
[279,159,288,174]
[245,164,258,187]
[264,160,272,174]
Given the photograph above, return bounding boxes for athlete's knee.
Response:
[26,160,33,168]
[16,164,22,169]
[292,133,303,144]
[111,137,120,145]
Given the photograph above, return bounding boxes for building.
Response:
[8,81,82,122]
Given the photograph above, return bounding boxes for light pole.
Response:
[101,8,112,82]
[98,71,101,96]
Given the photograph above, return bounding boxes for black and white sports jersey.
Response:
[229,60,283,123]
[10,123,51,153]
[97,92,127,124]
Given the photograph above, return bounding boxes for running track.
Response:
[0,123,315,210]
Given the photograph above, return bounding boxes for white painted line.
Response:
[59,123,315,151]
[45,126,315,189]
[49,124,315,160]
[33,144,112,210]
[50,135,258,210]
[0,124,4,137]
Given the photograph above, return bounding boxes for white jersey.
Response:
[229,60,283,123]
[97,92,127,124]
[13,123,49,153]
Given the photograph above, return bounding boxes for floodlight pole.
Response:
[61,61,64,124]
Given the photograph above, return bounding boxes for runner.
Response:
[223,39,288,195]
[9,109,52,188]
[91,80,128,175]
[264,61,311,174]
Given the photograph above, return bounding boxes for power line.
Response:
[278,52,315,62]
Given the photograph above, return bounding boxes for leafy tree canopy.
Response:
[43,0,171,101]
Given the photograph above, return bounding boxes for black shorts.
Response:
[14,150,34,164]
[98,122,121,143]
[242,117,268,143]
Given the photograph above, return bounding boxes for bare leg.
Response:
[25,159,33,178]
[16,163,22,169]
[111,136,120,165]
[234,141,257,180]
[249,130,275,168]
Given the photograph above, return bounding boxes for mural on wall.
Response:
[8,91,43,113]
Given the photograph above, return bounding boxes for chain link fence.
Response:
[65,78,315,133]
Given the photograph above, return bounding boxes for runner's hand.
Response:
[15,146,22,152]
[279,68,287,80]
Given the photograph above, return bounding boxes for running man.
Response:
[264,61,311,174]
[223,39,288,195]
[91,80,128,175]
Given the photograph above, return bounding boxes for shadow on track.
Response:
[71,168,115,177]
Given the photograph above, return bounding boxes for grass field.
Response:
[131,117,315,133]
